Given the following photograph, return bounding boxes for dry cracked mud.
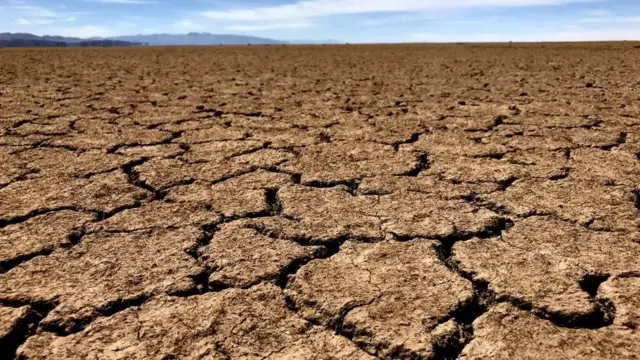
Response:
[1,43,640,359]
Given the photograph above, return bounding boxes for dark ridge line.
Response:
[283,293,371,360]
[77,166,122,179]
[508,105,521,116]
[227,141,271,158]
[264,188,282,215]
[632,189,640,211]
[583,218,596,229]
[549,169,570,181]
[284,220,511,358]
[617,271,640,278]
[274,246,329,289]
[177,211,314,297]
[391,132,422,151]
[194,106,223,117]
[230,165,299,185]
[497,176,519,191]
[0,249,54,275]
[444,239,617,331]
[41,294,151,336]
[12,130,71,137]
[9,119,34,129]
[157,178,196,192]
[430,326,468,360]
[34,142,81,153]
[183,245,330,295]
[176,221,223,297]
[460,193,511,215]
[271,145,302,156]
[85,226,163,235]
[209,166,259,186]
[93,201,143,222]
[244,221,362,249]
[145,122,170,130]
[0,225,86,275]
[431,279,493,360]
[0,206,78,230]
[217,209,276,225]
[255,159,291,171]
[105,130,183,154]
[426,218,515,360]
[302,179,361,195]
[121,158,165,200]
[322,121,340,129]
[581,118,604,129]
[504,294,615,330]
[580,273,610,298]
[429,270,491,360]
[435,217,515,260]
[213,341,233,360]
[0,304,53,360]
[0,168,40,190]
[463,114,507,133]
[471,152,507,160]
[399,153,429,177]
[599,131,628,151]
[329,292,416,360]
[68,119,80,132]
[359,188,392,196]
[171,267,216,297]
[175,214,342,296]
[194,107,266,119]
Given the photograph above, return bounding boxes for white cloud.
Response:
[573,16,640,24]
[411,27,640,42]
[174,19,200,30]
[42,20,142,37]
[170,19,215,33]
[50,25,113,38]
[202,0,599,21]
[582,9,612,17]
[88,0,158,4]
[225,21,314,31]
[16,5,58,18]
[0,2,91,33]
[14,17,53,25]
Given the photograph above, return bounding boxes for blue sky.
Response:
[1,0,639,42]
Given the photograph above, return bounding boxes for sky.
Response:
[1,0,640,42]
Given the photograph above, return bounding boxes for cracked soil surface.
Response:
[1,43,640,359]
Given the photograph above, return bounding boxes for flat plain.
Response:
[1,43,640,359]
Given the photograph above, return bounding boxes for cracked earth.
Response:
[1,43,640,359]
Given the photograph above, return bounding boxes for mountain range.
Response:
[0,32,339,47]
[107,33,284,46]
[0,33,141,47]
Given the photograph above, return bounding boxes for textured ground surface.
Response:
[1,43,640,359]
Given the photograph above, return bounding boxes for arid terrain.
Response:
[1,43,640,359]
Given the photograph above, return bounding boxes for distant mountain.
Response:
[108,33,284,46]
[0,33,141,47]
[0,32,340,47]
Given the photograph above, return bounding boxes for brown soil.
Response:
[1,43,639,359]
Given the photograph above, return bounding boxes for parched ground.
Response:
[1,43,640,359]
